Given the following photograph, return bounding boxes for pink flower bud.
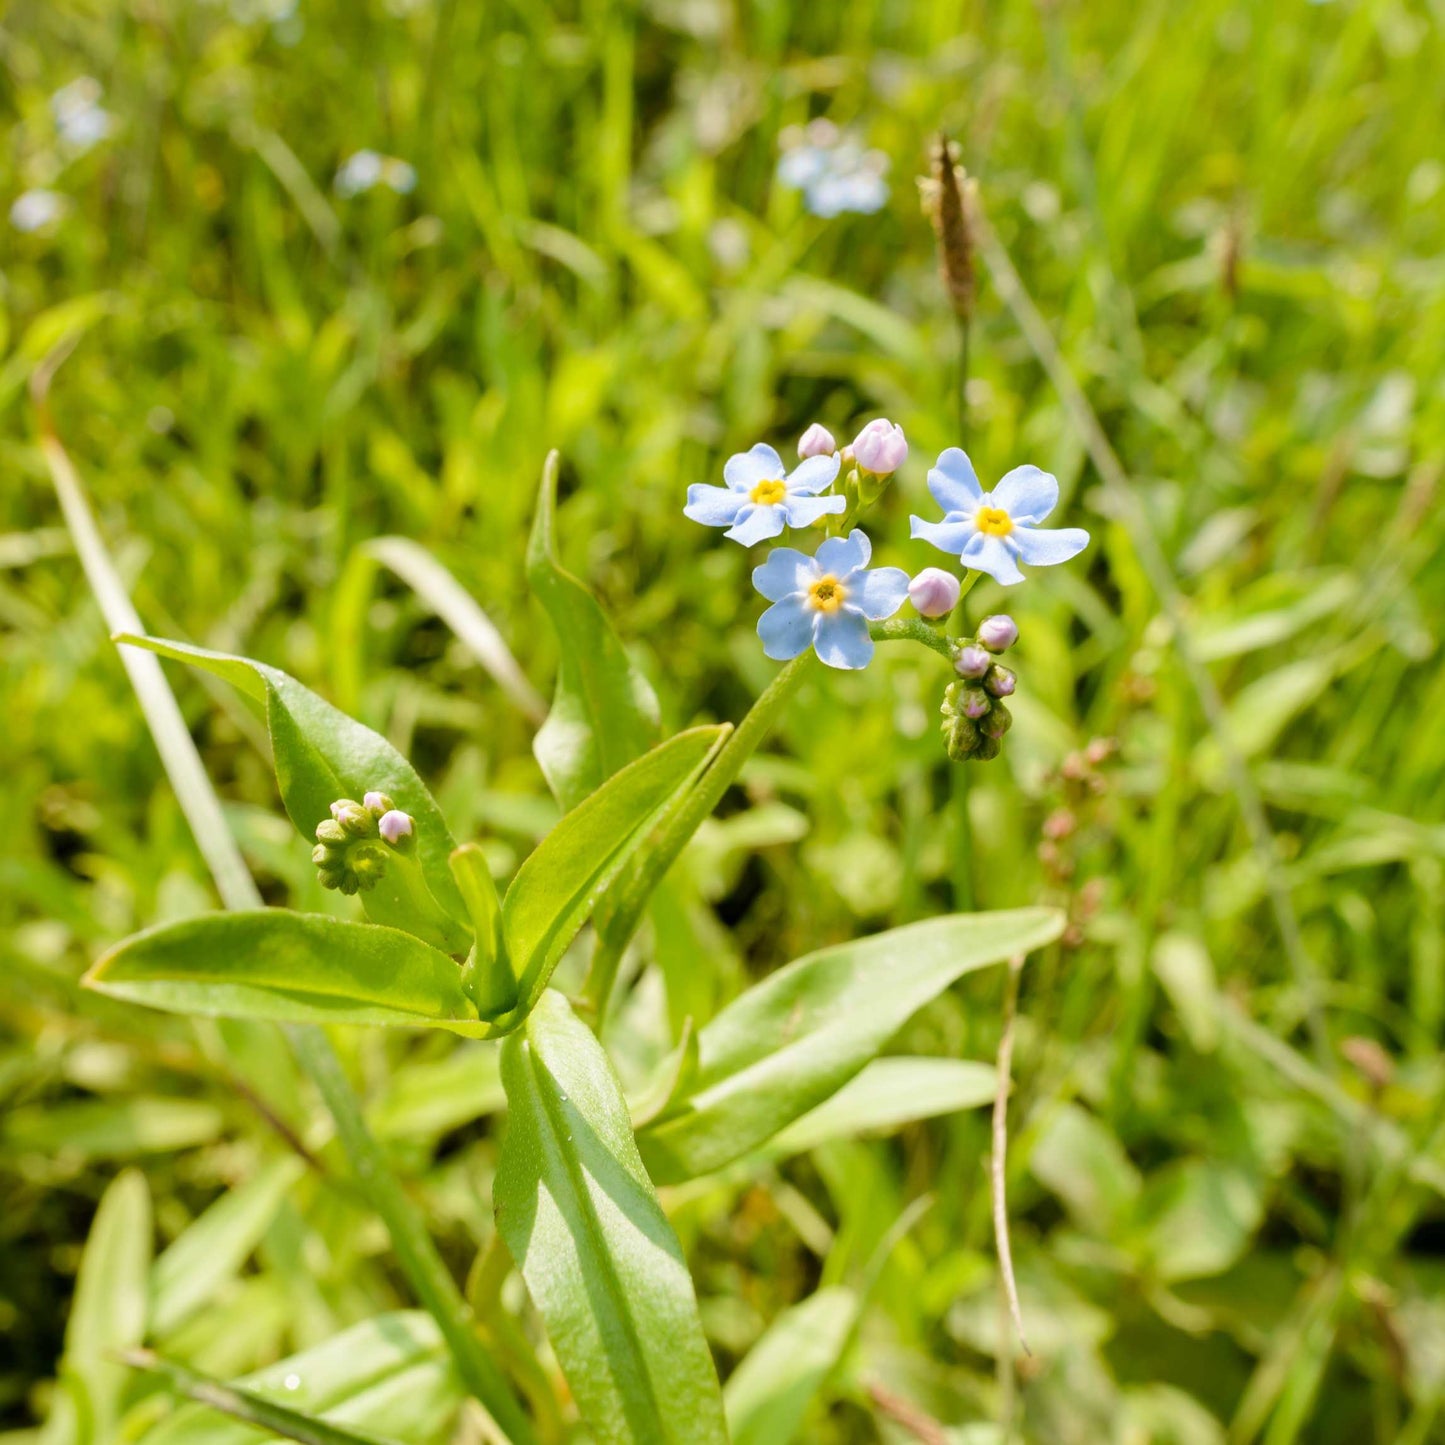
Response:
[378,810,415,847]
[797,423,836,459]
[984,664,1016,698]
[954,644,991,679]
[908,567,961,618]
[851,418,908,475]
[977,615,1018,652]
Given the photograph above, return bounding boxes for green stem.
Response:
[582,619,967,1022]
[582,652,818,1020]
[287,1028,534,1443]
[869,616,955,659]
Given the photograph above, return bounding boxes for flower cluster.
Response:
[684,419,1090,761]
[942,616,1018,762]
[313,790,415,894]
[776,120,890,218]
[686,419,915,672]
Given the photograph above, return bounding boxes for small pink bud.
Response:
[984,664,1016,698]
[851,418,908,475]
[363,791,389,813]
[908,567,961,618]
[378,810,414,847]
[797,423,836,459]
[977,615,1018,652]
[954,645,991,679]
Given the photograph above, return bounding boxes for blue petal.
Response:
[928,449,984,514]
[815,529,871,575]
[753,548,817,602]
[757,594,815,660]
[723,443,785,491]
[786,454,841,494]
[990,465,1058,525]
[813,609,874,669]
[725,503,788,547]
[1012,524,1090,567]
[960,533,1025,586]
[780,493,846,528]
[684,484,748,528]
[910,515,975,555]
[850,566,911,620]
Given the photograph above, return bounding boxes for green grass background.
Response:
[3,0,1444,1441]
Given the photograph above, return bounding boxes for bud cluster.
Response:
[313,790,415,894]
[941,615,1018,762]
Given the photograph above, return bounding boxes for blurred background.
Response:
[3,1,1444,1441]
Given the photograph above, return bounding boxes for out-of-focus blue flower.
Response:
[51,78,113,153]
[753,529,909,670]
[776,120,890,218]
[335,150,416,198]
[685,443,844,547]
[10,189,66,233]
[910,448,1090,587]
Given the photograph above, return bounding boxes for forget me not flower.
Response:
[753,530,909,670]
[910,448,1089,586]
[51,78,113,153]
[776,121,890,218]
[685,443,844,547]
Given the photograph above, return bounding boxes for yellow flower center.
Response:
[807,575,848,614]
[975,506,1014,537]
[749,478,787,506]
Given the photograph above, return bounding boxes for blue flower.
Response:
[685,443,844,547]
[753,530,910,670]
[776,122,890,218]
[910,449,1090,586]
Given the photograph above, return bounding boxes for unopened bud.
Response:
[984,664,1016,698]
[974,735,1002,761]
[379,809,415,847]
[797,423,836,459]
[977,615,1018,652]
[980,702,1012,740]
[333,801,377,839]
[954,644,990,679]
[363,790,394,814]
[909,567,961,618]
[851,419,908,476]
[349,845,389,888]
[315,820,347,847]
[960,686,991,720]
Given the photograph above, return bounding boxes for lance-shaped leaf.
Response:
[503,725,728,1014]
[85,912,497,1037]
[638,908,1064,1183]
[495,991,728,1445]
[115,634,469,952]
[528,450,660,811]
[135,1311,459,1445]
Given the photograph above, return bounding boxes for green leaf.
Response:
[134,1313,460,1445]
[723,1287,859,1445]
[85,911,496,1037]
[527,451,660,811]
[54,1169,152,1444]
[114,634,469,952]
[5,1099,223,1159]
[495,991,728,1445]
[150,1158,307,1337]
[503,726,728,1014]
[638,909,1064,1183]
[763,1058,998,1161]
